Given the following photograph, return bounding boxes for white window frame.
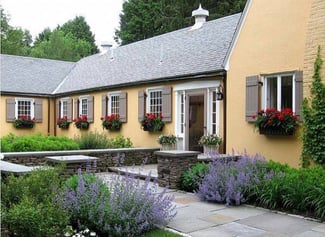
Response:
[207,88,220,135]
[146,87,163,115]
[262,73,296,112]
[108,91,120,115]
[79,96,88,117]
[60,98,69,118]
[15,98,34,119]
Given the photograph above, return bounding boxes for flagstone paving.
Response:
[96,165,325,237]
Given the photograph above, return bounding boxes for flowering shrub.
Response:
[141,113,165,132]
[253,108,298,134]
[157,134,177,145]
[58,169,176,236]
[198,134,222,146]
[57,116,70,129]
[196,153,271,206]
[73,115,89,129]
[101,114,121,130]
[13,115,35,128]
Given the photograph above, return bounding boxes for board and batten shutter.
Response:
[294,71,303,121]
[119,92,127,123]
[34,99,43,122]
[138,90,146,121]
[56,100,60,121]
[246,75,259,122]
[6,98,16,122]
[67,98,73,122]
[162,86,172,122]
[74,98,79,119]
[87,95,94,122]
[101,94,107,118]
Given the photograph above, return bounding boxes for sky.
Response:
[1,0,124,49]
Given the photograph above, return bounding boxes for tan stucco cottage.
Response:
[1,0,324,167]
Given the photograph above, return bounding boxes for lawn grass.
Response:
[142,228,184,237]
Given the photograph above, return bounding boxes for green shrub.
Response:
[1,167,68,236]
[74,131,111,149]
[181,162,209,192]
[109,135,133,148]
[0,133,79,152]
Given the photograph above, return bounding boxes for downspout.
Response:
[47,97,51,135]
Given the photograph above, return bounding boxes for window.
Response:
[15,98,34,119]
[147,88,162,115]
[109,93,120,115]
[60,99,68,118]
[263,74,294,111]
[211,90,218,134]
[80,97,88,116]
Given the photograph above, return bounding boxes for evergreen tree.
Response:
[115,0,247,45]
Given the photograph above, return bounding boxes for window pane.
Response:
[281,75,293,109]
[81,99,88,116]
[267,77,277,108]
[18,100,31,118]
[62,101,68,117]
[149,90,162,115]
[110,95,120,115]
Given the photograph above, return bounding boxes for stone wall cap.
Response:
[154,150,200,157]
[45,155,98,163]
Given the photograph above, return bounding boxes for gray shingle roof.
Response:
[0,55,75,95]
[55,13,241,94]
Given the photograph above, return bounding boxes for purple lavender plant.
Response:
[196,152,270,206]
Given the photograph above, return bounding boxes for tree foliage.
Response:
[301,46,325,167]
[115,0,247,45]
[0,7,32,56]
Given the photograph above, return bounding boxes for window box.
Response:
[73,116,89,130]
[14,116,35,128]
[57,116,70,129]
[141,113,164,132]
[258,125,293,136]
[101,114,122,131]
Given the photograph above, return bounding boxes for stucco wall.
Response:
[226,0,312,167]
[303,0,325,96]
[56,83,175,148]
[1,96,52,137]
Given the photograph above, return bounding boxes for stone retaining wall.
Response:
[2,148,159,173]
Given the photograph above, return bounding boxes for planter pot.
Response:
[160,144,176,151]
[259,126,293,136]
[203,145,219,157]
[103,123,121,131]
[142,124,164,132]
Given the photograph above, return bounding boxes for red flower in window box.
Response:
[253,108,298,135]
[14,115,36,128]
[140,113,164,132]
[73,115,89,129]
[56,116,70,129]
[101,114,122,131]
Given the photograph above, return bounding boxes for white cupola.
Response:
[191,4,209,30]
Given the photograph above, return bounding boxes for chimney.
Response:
[191,4,209,30]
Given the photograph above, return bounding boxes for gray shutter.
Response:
[101,94,107,118]
[74,98,79,119]
[119,92,127,123]
[138,90,146,121]
[295,71,303,121]
[87,95,94,122]
[56,100,60,120]
[67,98,73,122]
[162,86,172,122]
[246,75,259,122]
[34,99,43,122]
[6,98,16,122]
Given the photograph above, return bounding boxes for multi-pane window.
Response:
[264,74,294,110]
[61,100,68,117]
[80,98,88,116]
[16,98,34,118]
[110,94,120,115]
[148,89,162,115]
[180,92,185,134]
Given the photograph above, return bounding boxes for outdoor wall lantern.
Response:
[216,85,224,101]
